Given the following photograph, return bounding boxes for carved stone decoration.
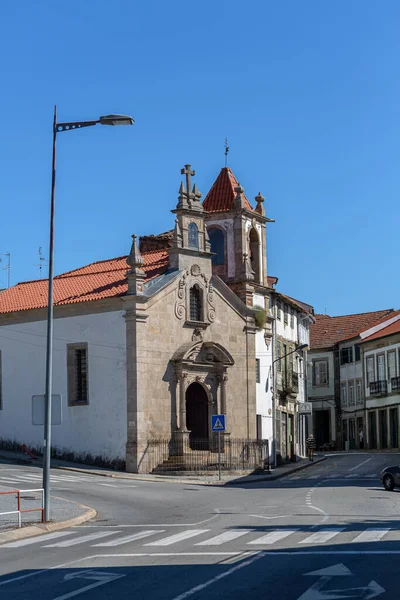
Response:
[192,327,203,342]
[191,264,201,276]
[175,270,189,320]
[207,280,216,322]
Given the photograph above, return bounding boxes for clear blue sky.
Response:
[1,1,399,316]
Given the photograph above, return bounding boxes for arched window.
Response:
[189,285,202,321]
[188,223,199,249]
[249,228,261,282]
[208,228,225,265]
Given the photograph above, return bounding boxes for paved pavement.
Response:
[0,452,399,598]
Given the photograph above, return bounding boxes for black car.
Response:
[380,465,400,491]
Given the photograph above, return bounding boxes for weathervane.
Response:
[224,137,229,167]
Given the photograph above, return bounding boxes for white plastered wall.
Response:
[0,310,127,460]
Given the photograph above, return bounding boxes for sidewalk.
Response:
[0,449,326,486]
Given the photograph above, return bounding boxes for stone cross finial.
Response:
[181,164,195,200]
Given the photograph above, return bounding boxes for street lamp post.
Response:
[271,343,308,468]
[43,106,134,521]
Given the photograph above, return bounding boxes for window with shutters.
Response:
[276,301,282,321]
[356,379,362,404]
[354,345,361,362]
[377,353,386,381]
[349,382,355,407]
[67,343,89,406]
[366,356,375,385]
[189,285,202,321]
[388,351,396,380]
[313,359,329,386]
[284,305,288,325]
[276,341,282,372]
[256,359,261,383]
[290,309,294,329]
[341,383,348,407]
[340,347,353,365]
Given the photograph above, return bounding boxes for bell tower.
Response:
[169,164,212,274]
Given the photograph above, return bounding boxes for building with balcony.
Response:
[308,309,395,450]
[359,312,400,450]
[271,293,314,463]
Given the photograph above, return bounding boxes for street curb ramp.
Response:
[0,498,96,545]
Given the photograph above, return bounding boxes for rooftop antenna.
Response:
[35,247,48,279]
[0,253,11,288]
[224,137,229,168]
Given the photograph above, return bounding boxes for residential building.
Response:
[308,309,394,450]
[271,292,314,464]
[359,313,400,450]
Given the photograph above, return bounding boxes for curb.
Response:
[223,456,327,485]
[56,457,326,486]
[0,451,326,487]
[0,500,97,545]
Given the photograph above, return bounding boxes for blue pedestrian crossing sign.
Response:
[212,414,226,432]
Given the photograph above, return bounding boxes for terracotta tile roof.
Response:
[310,309,395,350]
[0,250,169,315]
[360,311,400,342]
[203,167,253,212]
[276,292,314,315]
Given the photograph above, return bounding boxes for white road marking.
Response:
[352,528,389,543]
[98,483,120,488]
[144,529,209,546]
[299,528,344,545]
[93,530,164,547]
[249,514,291,520]
[348,457,372,471]
[0,531,73,548]
[195,530,252,546]
[248,529,298,545]
[169,551,266,600]
[45,531,119,547]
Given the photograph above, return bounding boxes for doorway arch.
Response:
[185,382,209,450]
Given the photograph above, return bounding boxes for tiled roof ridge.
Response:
[314,308,394,319]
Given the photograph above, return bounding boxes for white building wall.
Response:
[0,311,127,460]
[253,294,272,442]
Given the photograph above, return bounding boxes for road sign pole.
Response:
[218,431,221,481]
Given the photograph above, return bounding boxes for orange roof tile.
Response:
[361,313,400,342]
[310,309,395,350]
[0,250,169,315]
[203,167,253,212]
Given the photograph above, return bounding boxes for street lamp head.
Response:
[99,114,134,126]
[296,343,309,351]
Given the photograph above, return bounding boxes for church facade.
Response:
[0,164,309,472]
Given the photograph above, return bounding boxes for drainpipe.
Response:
[271,314,276,468]
[246,325,250,439]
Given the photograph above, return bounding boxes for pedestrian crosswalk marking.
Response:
[0,526,398,551]
[0,531,73,548]
[247,529,299,545]
[144,529,209,546]
[93,530,165,547]
[44,530,119,548]
[298,528,344,545]
[195,530,252,546]
[352,528,389,543]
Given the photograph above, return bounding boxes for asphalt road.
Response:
[0,452,399,599]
